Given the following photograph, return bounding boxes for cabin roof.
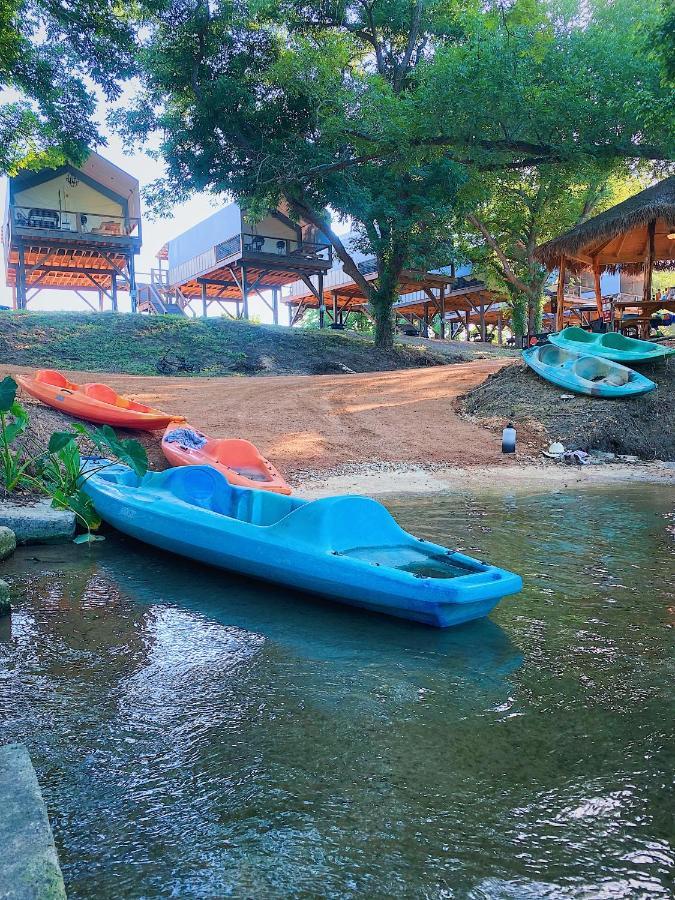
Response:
[10,151,141,220]
[535,176,675,274]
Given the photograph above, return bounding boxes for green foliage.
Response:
[0,381,148,535]
[458,164,651,337]
[0,377,31,491]
[113,0,674,347]
[0,0,148,173]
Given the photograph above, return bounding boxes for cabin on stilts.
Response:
[284,243,510,343]
[163,204,332,320]
[536,176,675,339]
[392,277,509,343]
[3,152,142,311]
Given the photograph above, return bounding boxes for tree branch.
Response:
[285,195,374,301]
[467,213,532,297]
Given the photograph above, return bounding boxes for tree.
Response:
[118,0,675,347]
[459,165,645,338]
[0,0,142,173]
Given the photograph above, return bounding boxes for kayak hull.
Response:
[162,423,292,494]
[17,369,182,430]
[548,327,673,363]
[83,465,522,628]
[522,345,656,398]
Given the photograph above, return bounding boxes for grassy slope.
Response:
[0,311,458,377]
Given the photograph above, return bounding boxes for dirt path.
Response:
[3,360,515,475]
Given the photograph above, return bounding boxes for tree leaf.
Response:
[48,431,75,453]
[73,533,106,544]
[0,377,17,413]
[116,439,148,477]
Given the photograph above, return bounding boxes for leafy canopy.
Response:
[0,0,150,174]
[114,0,674,345]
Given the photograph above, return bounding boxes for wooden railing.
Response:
[10,205,141,240]
[214,232,332,264]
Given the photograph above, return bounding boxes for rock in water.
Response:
[0,579,10,616]
[0,526,17,560]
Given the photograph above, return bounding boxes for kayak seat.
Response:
[82,383,154,413]
[35,369,72,388]
[600,332,654,353]
[561,327,594,343]
[83,383,125,405]
[275,495,405,551]
[160,466,298,524]
[538,345,568,367]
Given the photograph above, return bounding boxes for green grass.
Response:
[0,311,452,377]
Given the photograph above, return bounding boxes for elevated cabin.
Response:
[165,204,332,321]
[3,152,142,311]
[284,239,500,339]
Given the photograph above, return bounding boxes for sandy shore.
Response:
[4,362,672,497]
[4,361,519,474]
[296,461,675,497]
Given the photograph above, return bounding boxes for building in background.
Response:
[3,152,142,311]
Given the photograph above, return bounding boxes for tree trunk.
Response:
[526,291,543,334]
[369,249,405,350]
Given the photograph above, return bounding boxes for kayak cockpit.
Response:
[342,544,484,579]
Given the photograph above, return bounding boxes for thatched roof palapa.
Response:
[535,176,675,274]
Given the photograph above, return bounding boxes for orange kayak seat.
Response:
[35,369,78,390]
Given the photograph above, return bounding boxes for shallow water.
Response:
[1,483,673,899]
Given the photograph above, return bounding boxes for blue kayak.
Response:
[522,344,656,398]
[83,464,522,628]
[548,327,672,363]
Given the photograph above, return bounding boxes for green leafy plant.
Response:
[0,376,31,491]
[37,424,148,536]
[0,376,148,539]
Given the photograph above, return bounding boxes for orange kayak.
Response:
[162,423,292,494]
[16,369,184,431]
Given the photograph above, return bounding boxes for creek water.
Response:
[0,483,673,898]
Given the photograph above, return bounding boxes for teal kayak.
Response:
[83,464,522,628]
[548,327,673,362]
[522,344,656,398]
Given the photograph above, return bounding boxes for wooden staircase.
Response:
[136,269,193,316]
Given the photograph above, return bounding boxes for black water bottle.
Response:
[502,422,516,454]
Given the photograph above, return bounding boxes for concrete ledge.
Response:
[0,502,76,545]
[0,744,67,899]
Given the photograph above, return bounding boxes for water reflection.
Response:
[0,483,672,898]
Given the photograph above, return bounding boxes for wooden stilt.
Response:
[111,273,118,312]
[272,287,279,325]
[643,219,656,304]
[439,287,446,339]
[641,219,656,339]
[17,244,26,309]
[497,312,503,345]
[128,255,136,313]
[240,266,249,320]
[201,282,208,318]
[479,305,487,342]
[592,259,603,321]
[318,274,325,328]
[556,256,566,332]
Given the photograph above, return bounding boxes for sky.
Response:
[0,97,349,321]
